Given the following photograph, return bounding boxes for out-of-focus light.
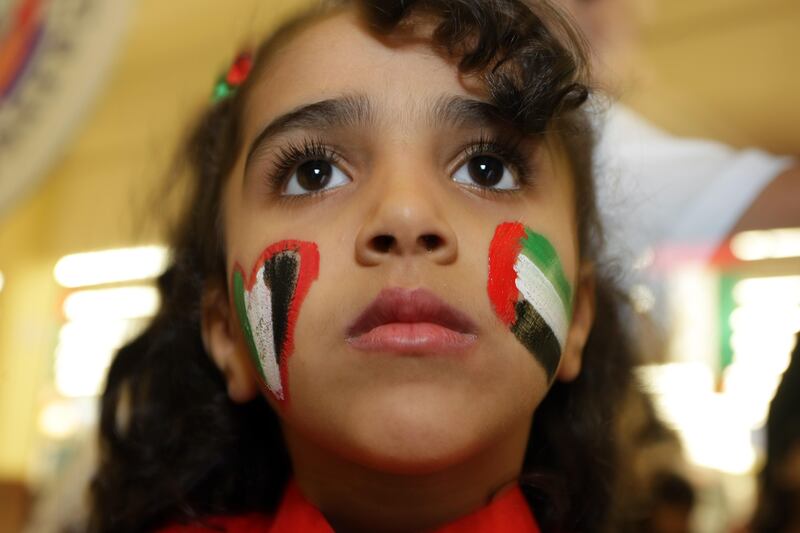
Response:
[56,286,159,397]
[680,401,756,475]
[54,246,168,288]
[38,401,80,439]
[637,363,714,431]
[638,363,758,475]
[633,247,655,271]
[63,286,160,321]
[730,330,796,367]
[630,284,656,313]
[733,275,800,306]
[0,270,4,293]
[724,275,800,431]
[666,266,718,363]
[723,362,785,427]
[638,362,714,416]
[730,306,800,334]
[55,319,147,397]
[731,323,797,353]
[731,228,800,261]
[56,280,161,396]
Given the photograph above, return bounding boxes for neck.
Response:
[283,421,531,533]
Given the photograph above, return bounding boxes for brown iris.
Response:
[467,156,504,187]
[296,160,333,191]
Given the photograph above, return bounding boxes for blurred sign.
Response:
[0,0,130,216]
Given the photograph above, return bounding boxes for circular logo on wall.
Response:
[0,0,130,217]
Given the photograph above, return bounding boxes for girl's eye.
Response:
[284,159,351,196]
[452,155,519,190]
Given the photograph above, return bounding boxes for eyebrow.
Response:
[428,94,507,130]
[245,95,372,171]
[244,93,508,172]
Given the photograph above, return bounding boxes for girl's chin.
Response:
[296,387,504,475]
[338,427,489,476]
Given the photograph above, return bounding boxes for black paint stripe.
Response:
[263,250,299,365]
[511,299,562,381]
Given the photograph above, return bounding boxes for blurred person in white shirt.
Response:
[560,0,799,336]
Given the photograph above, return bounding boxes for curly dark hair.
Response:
[89,1,635,532]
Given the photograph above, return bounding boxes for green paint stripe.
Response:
[519,228,573,310]
[233,270,265,381]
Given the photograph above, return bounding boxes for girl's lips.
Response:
[346,287,478,354]
[347,323,477,354]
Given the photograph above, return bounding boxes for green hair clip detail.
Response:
[211,52,253,102]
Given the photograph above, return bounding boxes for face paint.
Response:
[232,240,320,403]
[488,222,573,381]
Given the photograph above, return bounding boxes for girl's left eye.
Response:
[452,155,519,190]
[284,159,351,196]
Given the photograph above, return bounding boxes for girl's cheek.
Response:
[231,240,320,405]
[487,222,573,382]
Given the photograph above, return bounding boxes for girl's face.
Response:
[211,10,594,474]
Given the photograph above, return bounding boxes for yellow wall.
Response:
[630,0,800,154]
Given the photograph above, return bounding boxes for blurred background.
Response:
[0,0,798,532]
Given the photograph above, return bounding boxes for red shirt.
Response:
[158,480,541,532]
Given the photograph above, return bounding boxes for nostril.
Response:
[418,234,443,252]
[371,234,395,253]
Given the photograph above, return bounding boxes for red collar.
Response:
[159,480,541,532]
[270,480,541,533]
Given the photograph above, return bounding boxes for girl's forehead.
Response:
[242,10,484,139]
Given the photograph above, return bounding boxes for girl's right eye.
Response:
[283,159,351,196]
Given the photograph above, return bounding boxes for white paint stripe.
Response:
[514,254,569,349]
[245,266,283,399]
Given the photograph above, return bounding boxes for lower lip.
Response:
[347,323,477,354]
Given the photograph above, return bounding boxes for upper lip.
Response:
[346,287,478,338]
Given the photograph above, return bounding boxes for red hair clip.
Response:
[212,52,253,102]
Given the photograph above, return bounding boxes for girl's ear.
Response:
[557,263,596,382]
[201,279,259,403]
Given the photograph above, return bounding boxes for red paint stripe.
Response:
[488,222,525,326]
[280,241,319,406]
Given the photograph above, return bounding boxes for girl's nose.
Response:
[354,178,458,267]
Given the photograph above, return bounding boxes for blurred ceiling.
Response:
[628,0,800,154]
[81,0,800,161]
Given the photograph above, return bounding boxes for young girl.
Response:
[90,1,635,531]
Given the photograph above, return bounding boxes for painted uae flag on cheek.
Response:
[488,222,573,381]
[232,240,320,403]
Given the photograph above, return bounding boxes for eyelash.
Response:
[262,133,534,198]
[264,137,342,196]
[458,132,534,192]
